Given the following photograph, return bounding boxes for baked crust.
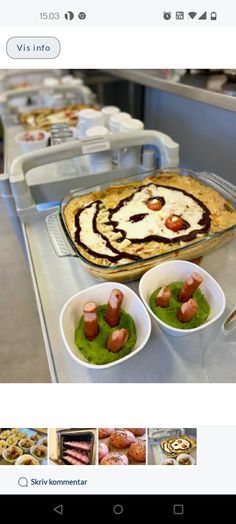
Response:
[160,435,196,457]
[63,173,236,267]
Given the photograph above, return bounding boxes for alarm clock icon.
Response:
[163,12,172,20]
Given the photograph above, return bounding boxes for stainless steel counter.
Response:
[23,213,236,383]
[102,70,236,112]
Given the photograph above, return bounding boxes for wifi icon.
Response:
[188,12,197,19]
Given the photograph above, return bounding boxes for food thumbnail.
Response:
[0,428,48,465]
[99,428,147,465]
[148,428,197,466]
[49,428,97,465]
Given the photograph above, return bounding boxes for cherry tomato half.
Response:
[165,214,186,232]
[147,198,163,211]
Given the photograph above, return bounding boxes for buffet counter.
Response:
[2,122,236,382]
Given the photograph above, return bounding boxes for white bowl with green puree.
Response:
[139,260,225,337]
[60,282,151,369]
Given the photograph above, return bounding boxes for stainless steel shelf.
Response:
[102,70,236,112]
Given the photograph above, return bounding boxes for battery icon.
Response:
[210,12,217,20]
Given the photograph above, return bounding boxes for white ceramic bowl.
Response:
[15,454,39,466]
[38,438,48,447]
[15,130,50,153]
[2,446,23,464]
[139,260,226,337]
[0,430,11,439]
[30,445,48,463]
[6,436,18,447]
[177,453,195,465]
[0,440,7,457]
[19,439,34,453]
[160,458,177,465]
[60,282,152,369]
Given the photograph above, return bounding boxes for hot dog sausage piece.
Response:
[156,287,171,307]
[105,288,124,327]
[107,328,129,353]
[177,298,198,323]
[178,272,203,303]
[83,302,99,341]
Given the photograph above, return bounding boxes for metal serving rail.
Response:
[0,79,95,244]
[102,69,236,113]
[6,127,236,383]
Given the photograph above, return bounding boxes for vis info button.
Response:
[6,37,60,59]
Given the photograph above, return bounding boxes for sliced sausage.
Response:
[107,328,129,353]
[156,287,171,307]
[105,288,124,327]
[178,272,203,302]
[165,214,189,232]
[177,298,198,323]
[83,302,99,341]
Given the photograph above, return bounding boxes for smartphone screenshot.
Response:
[0,0,235,517]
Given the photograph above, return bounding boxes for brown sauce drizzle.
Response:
[73,183,211,262]
[130,213,148,223]
[108,183,211,244]
[74,201,140,263]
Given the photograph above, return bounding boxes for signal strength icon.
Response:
[188,12,197,19]
[199,11,207,20]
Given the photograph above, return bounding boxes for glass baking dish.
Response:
[46,168,236,282]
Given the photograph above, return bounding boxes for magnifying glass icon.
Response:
[18,477,28,488]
